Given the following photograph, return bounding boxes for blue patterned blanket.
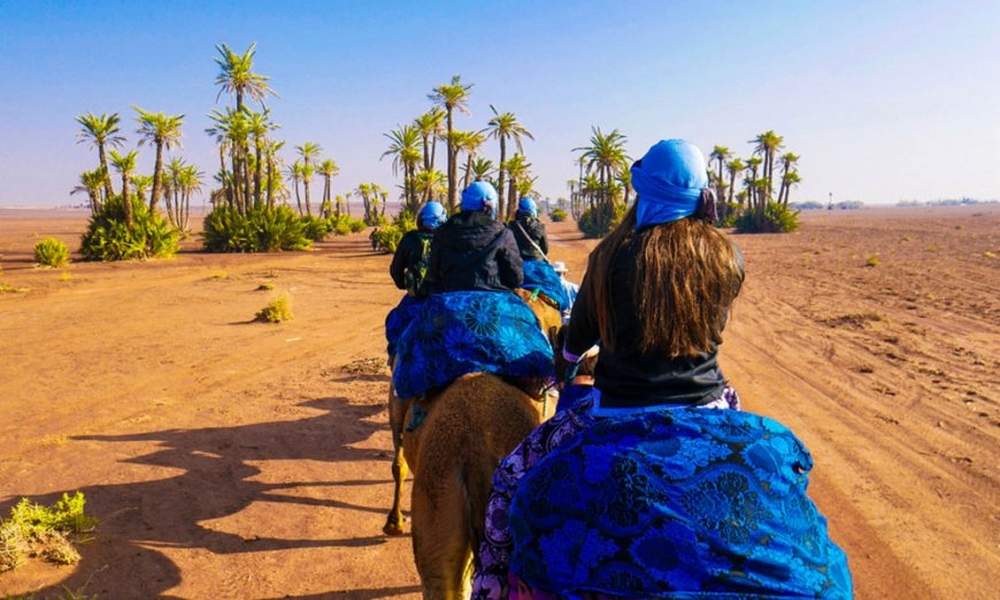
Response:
[508,408,853,598]
[392,291,555,399]
[522,260,570,311]
[385,294,425,358]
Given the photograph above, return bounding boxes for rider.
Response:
[472,139,853,599]
[509,197,548,262]
[385,201,446,360]
[390,201,446,298]
[425,181,523,293]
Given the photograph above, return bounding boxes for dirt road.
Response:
[1,205,997,599]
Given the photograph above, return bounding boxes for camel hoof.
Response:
[383,517,407,536]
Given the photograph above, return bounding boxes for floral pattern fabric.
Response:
[392,290,555,399]
[384,293,425,358]
[472,387,852,600]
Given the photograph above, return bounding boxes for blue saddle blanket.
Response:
[385,294,425,357]
[509,408,854,598]
[393,291,555,399]
[522,260,569,311]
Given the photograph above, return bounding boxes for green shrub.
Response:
[203,205,312,252]
[0,491,96,572]
[865,254,880,267]
[734,201,800,233]
[255,296,293,322]
[79,196,179,261]
[372,224,405,253]
[301,215,332,242]
[327,214,367,235]
[33,238,70,268]
[549,208,568,222]
[578,203,626,238]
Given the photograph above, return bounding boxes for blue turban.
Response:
[461,181,498,215]
[418,200,446,229]
[631,139,708,230]
[517,197,538,218]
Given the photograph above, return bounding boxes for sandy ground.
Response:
[0,205,997,599]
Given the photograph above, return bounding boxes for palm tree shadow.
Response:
[6,395,411,599]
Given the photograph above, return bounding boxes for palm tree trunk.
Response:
[150,143,164,213]
[98,145,113,202]
[497,137,508,219]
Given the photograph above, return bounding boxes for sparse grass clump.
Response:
[255,295,292,323]
[0,283,28,294]
[865,254,880,267]
[984,251,996,259]
[256,282,275,291]
[0,492,97,573]
[33,238,70,268]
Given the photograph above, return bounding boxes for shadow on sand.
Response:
[2,395,420,599]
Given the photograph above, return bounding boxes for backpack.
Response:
[405,232,433,297]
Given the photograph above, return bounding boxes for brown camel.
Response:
[382,289,562,538]
[381,290,563,598]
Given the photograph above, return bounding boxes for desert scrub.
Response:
[33,238,70,268]
[256,282,275,291]
[255,295,292,322]
[0,491,96,572]
[865,254,880,267]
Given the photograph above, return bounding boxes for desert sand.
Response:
[0,205,997,599]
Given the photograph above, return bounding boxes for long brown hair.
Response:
[583,203,743,357]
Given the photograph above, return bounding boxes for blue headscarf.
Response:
[418,200,446,229]
[631,139,708,230]
[517,197,538,218]
[461,181,498,216]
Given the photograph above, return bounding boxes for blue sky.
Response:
[1,0,997,207]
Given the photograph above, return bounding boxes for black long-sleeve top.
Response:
[565,238,744,409]
[510,215,549,261]
[426,211,524,293]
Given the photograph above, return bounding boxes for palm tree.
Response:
[71,168,105,215]
[469,158,495,186]
[382,124,423,214]
[206,107,252,212]
[415,168,446,204]
[414,107,445,172]
[133,107,184,213]
[574,126,630,213]
[776,152,801,206]
[287,161,303,214]
[725,158,745,207]
[296,142,322,217]
[502,154,532,221]
[318,159,340,217]
[76,111,125,203]
[245,109,279,209]
[214,42,279,111]
[453,129,487,192]
[428,75,473,212]
[109,149,139,226]
[709,146,731,184]
[750,130,784,202]
[485,106,534,219]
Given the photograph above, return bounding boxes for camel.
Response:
[381,290,563,599]
[382,288,562,537]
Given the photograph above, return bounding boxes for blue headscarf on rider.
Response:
[517,197,538,218]
[461,181,499,217]
[418,200,447,230]
[631,139,710,230]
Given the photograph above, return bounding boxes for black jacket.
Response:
[390,229,435,296]
[565,237,744,409]
[510,215,549,261]
[426,211,524,293]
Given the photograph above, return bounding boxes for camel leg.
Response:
[411,472,473,600]
[384,361,412,536]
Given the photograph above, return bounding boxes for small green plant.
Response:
[865,254,880,267]
[203,205,312,253]
[33,238,71,268]
[0,283,28,294]
[0,492,97,573]
[255,295,292,323]
[549,208,568,222]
